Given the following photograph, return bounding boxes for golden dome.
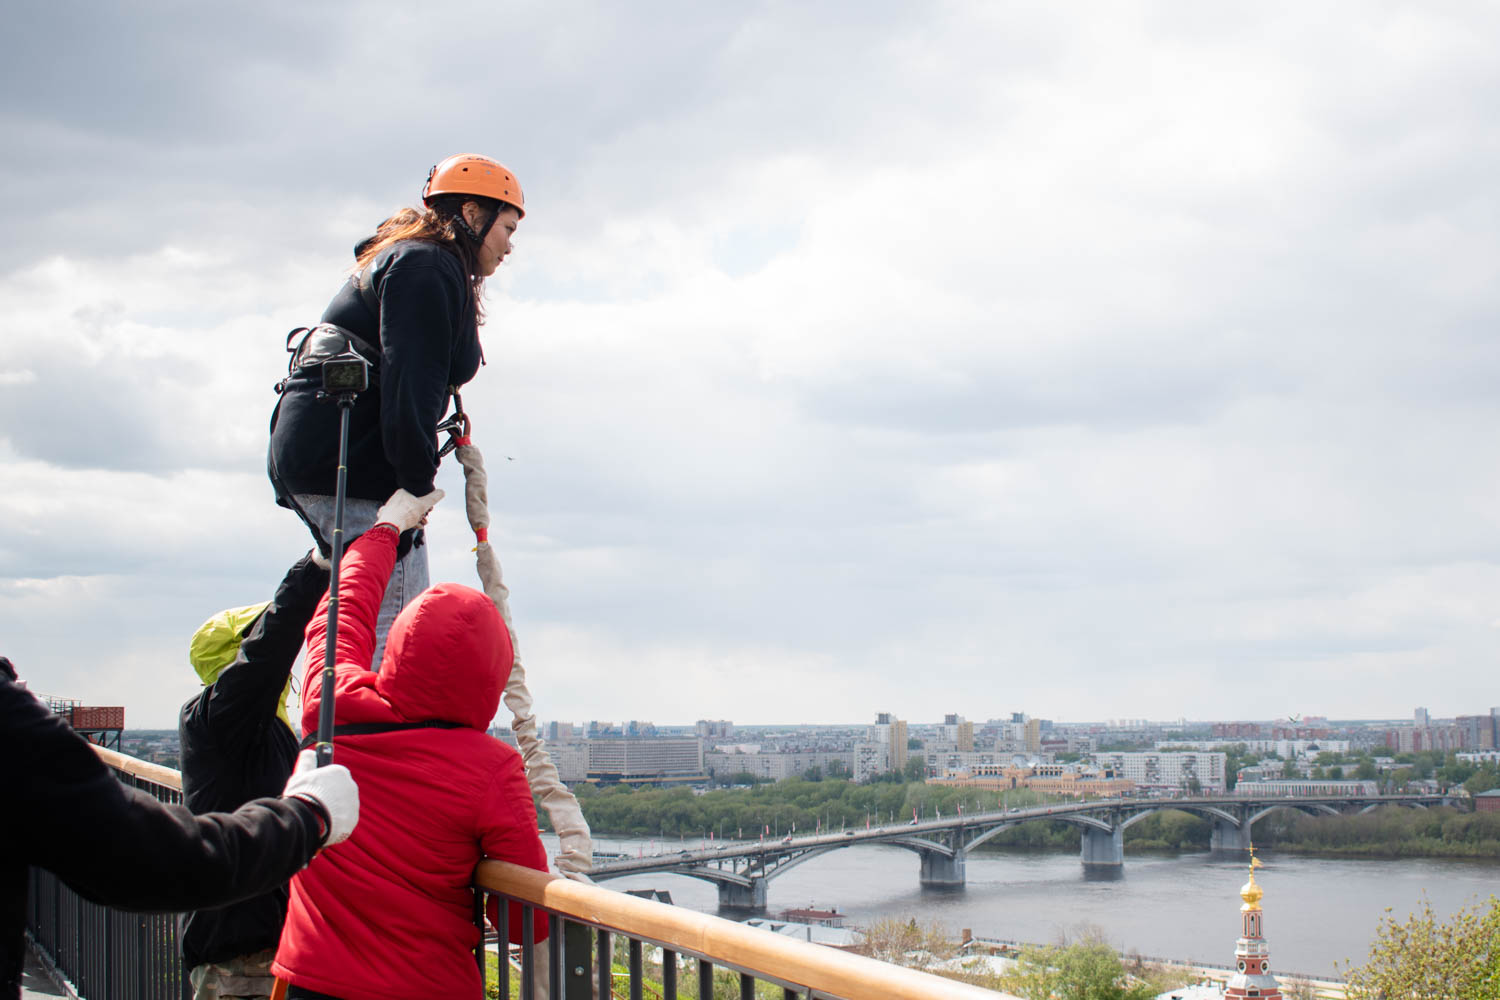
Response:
[1240,847,1265,911]
[1239,873,1263,911]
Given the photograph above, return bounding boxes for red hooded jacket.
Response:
[272,525,548,1000]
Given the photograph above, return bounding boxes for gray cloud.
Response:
[5,1,1500,727]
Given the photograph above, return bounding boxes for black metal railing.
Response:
[472,860,1008,1000]
[25,751,188,1000]
[477,898,811,999]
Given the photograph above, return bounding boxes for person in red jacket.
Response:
[271,488,549,1000]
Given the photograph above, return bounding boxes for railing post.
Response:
[697,958,712,1000]
[497,899,509,1000]
[548,914,563,1000]
[473,889,485,987]
[521,905,535,1000]
[562,919,592,1000]
[662,948,678,1000]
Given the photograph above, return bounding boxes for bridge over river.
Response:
[588,792,1452,910]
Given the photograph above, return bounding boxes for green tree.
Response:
[1342,895,1500,999]
[857,916,957,968]
[1004,936,1157,1000]
[903,756,927,781]
[1465,768,1499,796]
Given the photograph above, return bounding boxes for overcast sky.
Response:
[2,1,1498,730]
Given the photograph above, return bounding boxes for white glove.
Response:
[282,748,359,846]
[374,488,444,534]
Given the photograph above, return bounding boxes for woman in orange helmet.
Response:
[267,154,524,666]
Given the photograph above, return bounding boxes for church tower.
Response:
[1224,846,1282,999]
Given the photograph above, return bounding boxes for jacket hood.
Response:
[189,601,296,731]
[374,582,511,729]
[189,603,270,685]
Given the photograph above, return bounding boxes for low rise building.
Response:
[587,737,705,784]
[705,749,850,782]
[1091,751,1226,794]
[928,762,1134,798]
[1231,779,1378,797]
[1156,739,1349,759]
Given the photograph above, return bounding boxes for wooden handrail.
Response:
[94,745,183,790]
[89,747,1011,997]
[475,860,1013,1000]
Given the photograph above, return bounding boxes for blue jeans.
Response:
[289,494,428,670]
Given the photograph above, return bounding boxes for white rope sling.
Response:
[453,435,594,878]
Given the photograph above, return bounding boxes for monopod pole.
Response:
[314,394,357,767]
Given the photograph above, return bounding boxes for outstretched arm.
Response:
[12,683,327,912]
[300,488,443,726]
[302,526,398,723]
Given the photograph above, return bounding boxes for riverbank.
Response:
[962,935,1348,999]
[568,835,1500,978]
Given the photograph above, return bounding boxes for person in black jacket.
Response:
[177,552,329,999]
[2,656,359,1000]
[268,153,524,667]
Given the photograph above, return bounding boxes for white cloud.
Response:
[3,1,1499,728]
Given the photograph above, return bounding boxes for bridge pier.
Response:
[918,848,966,887]
[1210,818,1251,856]
[716,879,767,912]
[1080,826,1123,868]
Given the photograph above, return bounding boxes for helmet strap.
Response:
[454,202,497,245]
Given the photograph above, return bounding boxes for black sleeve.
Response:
[8,683,322,913]
[202,554,329,748]
[376,258,463,496]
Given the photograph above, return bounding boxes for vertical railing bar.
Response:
[629,937,643,1000]
[521,904,535,1000]
[739,971,754,1000]
[698,958,712,1000]
[473,889,486,984]
[497,896,510,1000]
[596,929,611,1000]
[783,987,799,1000]
[663,947,677,1000]
[562,918,591,1000]
[548,913,563,1000]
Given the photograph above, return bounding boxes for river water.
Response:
[560,837,1499,978]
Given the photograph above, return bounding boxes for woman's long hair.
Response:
[353,194,507,324]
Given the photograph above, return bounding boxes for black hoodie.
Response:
[177,554,328,970]
[268,239,481,503]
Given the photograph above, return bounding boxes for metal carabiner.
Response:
[435,389,471,458]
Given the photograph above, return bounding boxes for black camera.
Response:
[321,352,369,394]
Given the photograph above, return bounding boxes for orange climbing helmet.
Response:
[422,154,525,218]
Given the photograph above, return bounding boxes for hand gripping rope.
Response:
[443,398,595,878]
